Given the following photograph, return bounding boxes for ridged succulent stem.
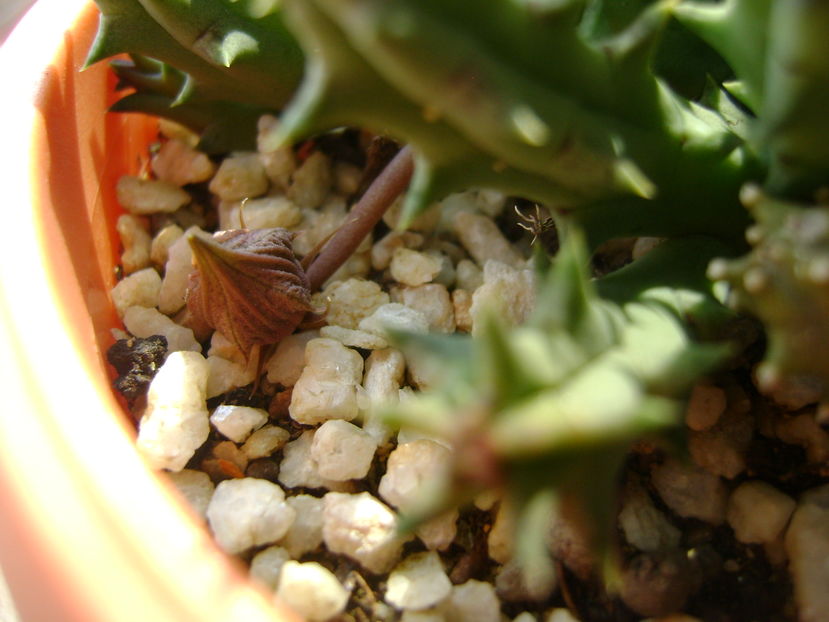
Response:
[305,146,414,290]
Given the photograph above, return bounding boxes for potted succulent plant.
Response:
[3,0,829,620]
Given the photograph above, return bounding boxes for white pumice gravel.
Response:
[454,259,484,292]
[208,152,269,201]
[785,485,829,622]
[279,494,325,558]
[651,458,728,524]
[333,160,362,195]
[207,330,252,364]
[110,267,162,317]
[396,426,452,450]
[302,337,365,383]
[241,425,291,460]
[451,289,474,332]
[317,278,390,330]
[470,260,535,332]
[286,150,332,209]
[150,222,184,267]
[379,440,457,550]
[688,410,753,479]
[545,609,581,622]
[685,382,727,431]
[384,195,441,232]
[209,404,268,443]
[362,348,406,446]
[108,126,825,621]
[259,145,296,192]
[289,338,364,425]
[474,489,501,512]
[727,480,795,545]
[495,559,557,603]
[322,491,408,574]
[487,502,515,565]
[318,324,390,350]
[772,413,829,463]
[619,481,681,553]
[123,305,200,353]
[265,330,320,387]
[257,115,296,190]
[394,284,456,333]
[206,478,296,555]
[294,202,348,258]
[445,580,501,622]
[399,610,445,622]
[166,469,215,520]
[372,231,425,271]
[547,512,595,581]
[425,249,456,287]
[379,440,452,508]
[311,419,377,481]
[207,330,254,371]
[116,175,191,214]
[390,248,443,286]
[362,348,406,403]
[224,196,302,230]
[385,551,452,611]
[117,214,152,274]
[151,138,216,186]
[359,302,430,337]
[136,351,210,471]
[205,355,257,399]
[275,560,350,622]
[413,512,460,553]
[249,545,291,591]
[452,210,524,268]
[278,431,353,491]
[158,226,210,315]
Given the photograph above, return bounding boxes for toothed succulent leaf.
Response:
[678,0,829,199]
[674,0,771,110]
[130,0,302,105]
[288,0,752,239]
[383,229,724,581]
[87,0,303,151]
[110,55,268,152]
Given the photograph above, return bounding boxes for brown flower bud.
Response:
[186,228,311,356]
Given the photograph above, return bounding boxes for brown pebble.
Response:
[245,458,281,483]
[200,458,235,483]
[619,550,693,617]
[270,388,293,419]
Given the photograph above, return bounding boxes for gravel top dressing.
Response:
[107,117,829,622]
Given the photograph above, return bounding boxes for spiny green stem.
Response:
[305,146,414,290]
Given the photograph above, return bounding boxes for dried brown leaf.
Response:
[186,228,311,356]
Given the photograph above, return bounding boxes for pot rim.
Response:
[0,2,297,620]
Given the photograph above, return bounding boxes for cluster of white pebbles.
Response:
[108,117,829,622]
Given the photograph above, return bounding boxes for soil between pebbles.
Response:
[107,118,829,622]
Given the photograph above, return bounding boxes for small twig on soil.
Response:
[304,146,414,291]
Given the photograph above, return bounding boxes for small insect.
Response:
[514,203,558,252]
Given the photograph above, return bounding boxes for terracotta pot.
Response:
[0,2,299,620]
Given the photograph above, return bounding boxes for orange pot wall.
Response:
[0,2,299,621]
